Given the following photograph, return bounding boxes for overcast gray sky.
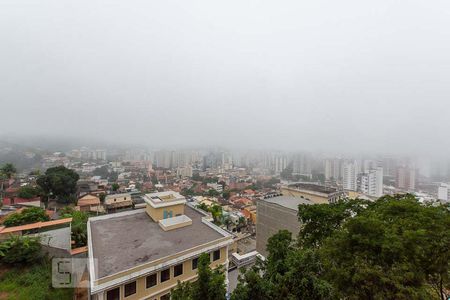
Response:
[1,0,449,154]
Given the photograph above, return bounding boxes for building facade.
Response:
[256,196,313,257]
[342,161,358,191]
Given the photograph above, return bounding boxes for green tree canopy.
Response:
[0,235,42,265]
[233,194,450,300]
[0,163,16,179]
[171,253,226,300]
[17,185,43,199]
[60,207,89,247]
[36,166,79,204]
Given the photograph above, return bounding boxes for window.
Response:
[212,249,221,261]
[124,281,136,297]
[124,197,126,200]
[160,268,170,282]
[160,294,170,300]
[146,273,157,288]
[192,257,199,270]
[106,287,120,300]
[174,263,183,277]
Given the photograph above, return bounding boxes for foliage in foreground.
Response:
[0,235,42,265]
[232,195,450,300]
[3,207,50,227]
[171,253,227,300]
[0,259,73,300]
[60,206,89,247]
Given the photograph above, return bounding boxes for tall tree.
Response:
[0,163,16,179]
[36,165,79,204]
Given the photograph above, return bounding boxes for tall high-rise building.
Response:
[342,161,358,191]
[396,166,416,191]
[359,167,383,197]
[292,153,312,177]
[154,150,172,169]
[324,158,341,181]
[437,183,450,202]
[274,155,287,175]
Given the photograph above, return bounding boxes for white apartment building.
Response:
[342,161,358,191]
[324,158,341,181]
[438,183,450,202]
[359,167,383,197]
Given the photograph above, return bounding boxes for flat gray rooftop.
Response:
[90,206,225,279]
[262,196,313,211]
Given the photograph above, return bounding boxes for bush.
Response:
[17,186,42,199]
[3,207,50,227]
[0,235,42,265]
[60,208,89,247]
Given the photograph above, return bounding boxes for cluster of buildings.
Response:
[4,144,450,300]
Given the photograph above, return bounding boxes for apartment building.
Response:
[256,195,313,257]
[87,190,233,300]
[342,161,358,191]
[280,183,344,204]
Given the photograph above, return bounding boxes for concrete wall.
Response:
[256,200,300,257]
[145,204,185,222]
[93,246,227,300]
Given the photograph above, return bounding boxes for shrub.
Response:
[3,207,50,227]
[0,235,42,265]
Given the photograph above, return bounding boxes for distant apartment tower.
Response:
[437,183,450,202]
[359,167,383,197]
[396,166,416,191]
[273,155,287,175]
[154,150,172,169]
[292,154,312,177]
[176,166,193,178]
[342,161,358,191]
[324,158,341,181]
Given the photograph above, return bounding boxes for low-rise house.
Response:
[1,196,41,206]
[87,190,233,300]
[77,194,102,212]
[104,193,133,213]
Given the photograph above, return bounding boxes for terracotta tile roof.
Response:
[77,195,100,207]
[71,246,88,255]
[0,218,72,234]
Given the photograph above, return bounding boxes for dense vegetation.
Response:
[3,207,50,227]
[232,194,450,300]
[17,185,42,199]
[0,259,73,300]
[60,206,89,247]
[0,235,42,265]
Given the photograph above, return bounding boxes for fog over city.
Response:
[1,0,450,155]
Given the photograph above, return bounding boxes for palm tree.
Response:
[1,163,16,179]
